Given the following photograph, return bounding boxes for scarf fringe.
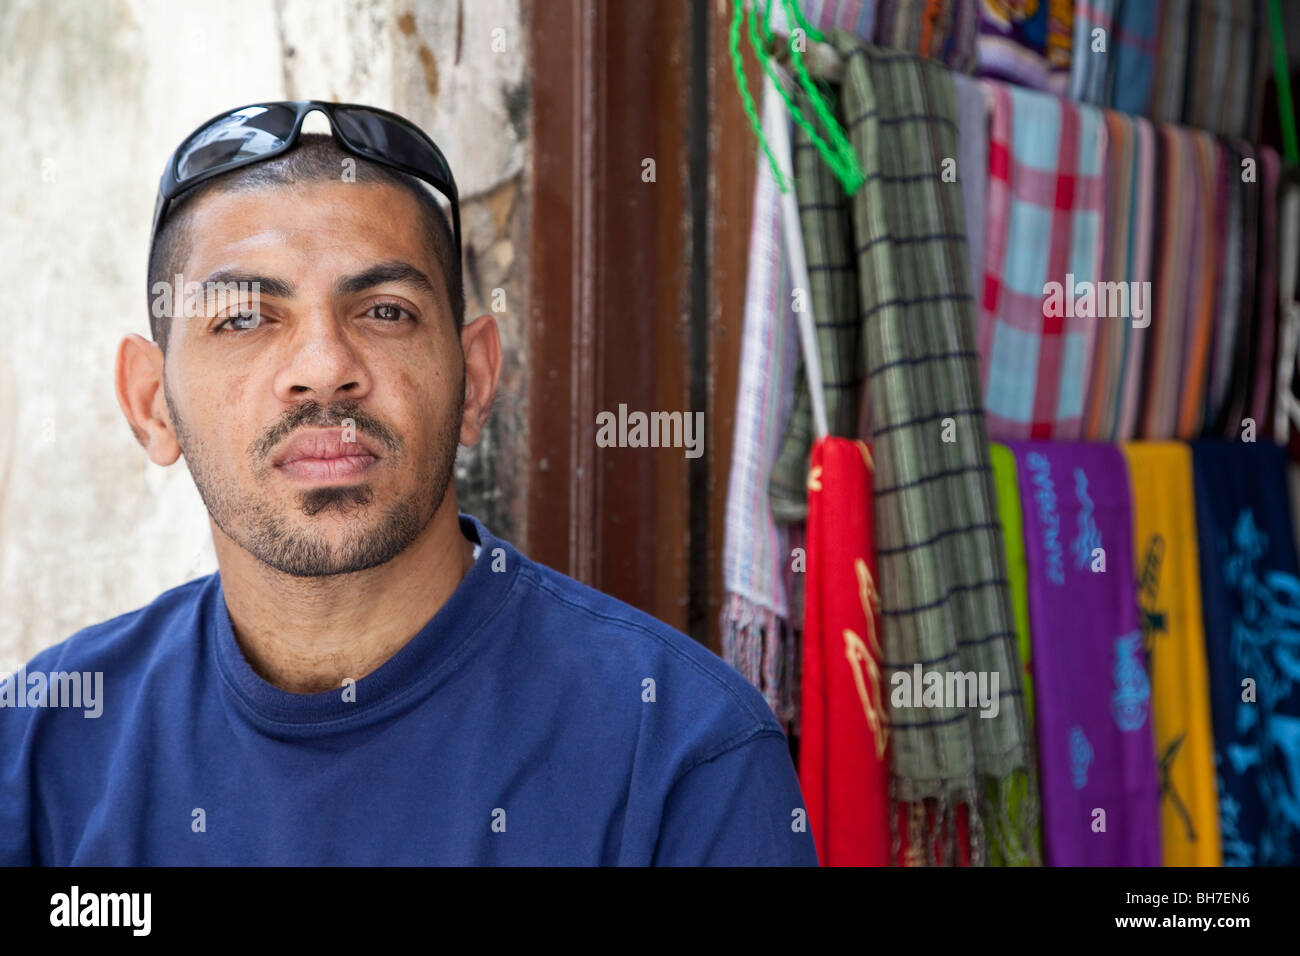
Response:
[720,592,800,730]
[886,770,1043,866]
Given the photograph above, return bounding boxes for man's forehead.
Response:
[182,180,434,275]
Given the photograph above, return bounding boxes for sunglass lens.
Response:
[176,104,300,181]
[332,107,453,188]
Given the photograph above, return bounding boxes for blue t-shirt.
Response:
[1,514,817,865]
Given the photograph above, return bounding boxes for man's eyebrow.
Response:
[197,270,296,299]
[334,260,438,299]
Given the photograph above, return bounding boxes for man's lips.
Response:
[272,428,384,482]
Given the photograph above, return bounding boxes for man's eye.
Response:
[368,303,412,322]
[215,311,264,333]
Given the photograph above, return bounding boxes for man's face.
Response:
[160,180,464,577]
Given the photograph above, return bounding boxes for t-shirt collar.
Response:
[206,512,520,736]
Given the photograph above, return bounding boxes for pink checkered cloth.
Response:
[977,81,1108,441]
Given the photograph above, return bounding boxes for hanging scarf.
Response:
[1141,128,1218,438]
[800,437,891,865]
[765,0,884,523]
[1249,147,1281,432]
[1122,442,1222,866]
[990,443,1035,722]
[1066,0,1114,105]
[1191,439,1300,866]
[1150,0,1191,125]
[830,31,1038,866]
[768,81,864,525]
[874,0,978,71]
[1205,139,1251,435]
[988,442,1044,866]
[721,78,803,724]
[1116,115,1157,438]
[1082,111,1155,442]
[978,82,1107,441]
[1273,170,1300,452]
[1212,141,1272,439]
[953,74,990,315]
[1175,132,1225,437]
[1008,441,1161,865]
[1183,0,1263,140]
[1108,0,1159,115]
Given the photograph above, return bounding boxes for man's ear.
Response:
[115,334,182,466]
[459,314,502,446]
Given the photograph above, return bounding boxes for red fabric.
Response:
[799,438,890,865]
[894,802,972,866]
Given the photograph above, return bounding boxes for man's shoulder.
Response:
[18,575,211,678]
[505,549,785,749]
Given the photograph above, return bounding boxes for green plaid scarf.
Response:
[768,85,864,525]
[828,30,1038,865]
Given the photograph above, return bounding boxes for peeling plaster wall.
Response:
[0,0,529,671]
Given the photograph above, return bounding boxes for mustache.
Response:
[249,400,401,462]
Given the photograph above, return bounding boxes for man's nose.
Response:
[273,311,373,402]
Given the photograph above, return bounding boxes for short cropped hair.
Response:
[146,133,464,354]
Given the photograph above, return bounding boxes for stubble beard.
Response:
[165,384,464,578]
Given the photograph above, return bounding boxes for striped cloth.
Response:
[829,29,1038,866]
[1174,132,1224,436]
[1149,0,1191,125]
[1251,148,1282,431]
[1109,0,1159,115]
[874,0,980,72]
[1183,0,1267,140]
[978,83,1107,441]
[1205,139,1252,436]
[1139,127,1218,438]
[721,78,804,724]
[1067,0,1116,105]
[1274,171,1300,450]
[1208,140,1275,438]
[1082,110,1155,441]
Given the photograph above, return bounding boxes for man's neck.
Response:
[211,500,475,694]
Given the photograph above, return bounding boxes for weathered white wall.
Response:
[0,0,528,671]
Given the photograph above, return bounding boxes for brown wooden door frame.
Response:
[526,0,753,646]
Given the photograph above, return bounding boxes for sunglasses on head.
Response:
[150,100,462,265]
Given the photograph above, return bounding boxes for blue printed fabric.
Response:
[1191,440,1300,866]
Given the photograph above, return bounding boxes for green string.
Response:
[769,0,863,191]
[753,0,862,190]
[727,0,864,196]
[729,0,791,192]
[1267,0,1298,165]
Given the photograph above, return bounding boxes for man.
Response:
[0,101,816,865]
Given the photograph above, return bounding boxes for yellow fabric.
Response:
[1122,442,1221,866]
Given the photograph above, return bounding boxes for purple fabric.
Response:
[1008,441,1161,866]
